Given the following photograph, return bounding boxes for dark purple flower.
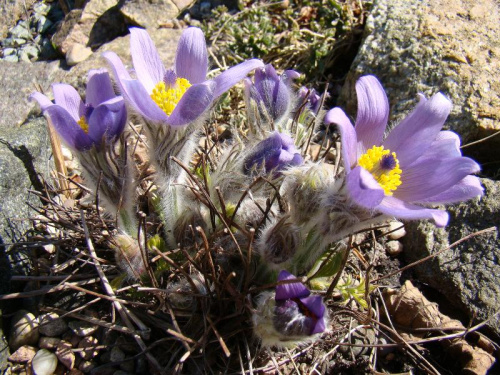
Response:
[273,270,326,336]
[103,27,264,128]
[30,69,127,151]
[244,64,299,123]
[325,75,483,227]
[244,131,303,174]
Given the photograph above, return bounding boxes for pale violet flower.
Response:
[30,70,126,151]
[244,131,303,174]
[103,27,264,127]
[244,64,299,124]
[325,75,483,227]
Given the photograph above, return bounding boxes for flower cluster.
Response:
[31,26,482,348]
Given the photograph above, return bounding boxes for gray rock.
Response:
[10,23,31,40]
[56,340,76,369]
[403,178,500,335]
[69,321,98,337]
[385,240,403,256]
[9,310,39,350]
[38,313,68,337]
[19,44,40,62]
[120,0,179,29]
[39,336,61,350]
[0,0,36,39]
[3,48,16,56]
[109,347,125,363]
[32,349,58,375]
[339,0,500,163]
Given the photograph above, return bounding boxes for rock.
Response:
[38,313,68,337]
[56,340,76,369]
[10,23,31,40]
[0,0,36,39]
[339,325,376,357]
[78,360,96,372]
[403,178,500,335]
[51,0,127,55]
[339,0,500,167]
[66,43,93,66]
[9,310,39,350]
[384,221,406,240]
[32,349,58,375]
[385,240,403,256]
[78,336,99,360]
[171,0,195,11]
[39,337,61,350]
[19,44,40,62]
[109,347,125,363]
[119,0,179,29]
[68,321,98,337]
[2,55,19,63]
[8,345,37,363]
[3,48,16,56]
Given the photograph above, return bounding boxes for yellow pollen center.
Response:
[77,116,89,134]
[150,78,191,116]
[358,145,402,196]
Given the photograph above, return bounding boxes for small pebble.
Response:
[69,321,98,337]
[9,310,39,350]
[39,337,61,350]
[39,313,68,337]
[66,43,93,66]
[78,336,99,360]
[78,360,96,372]
[56,340,76,369]
[386,240,403,256]
[8,345,37,363]
[386,221,406,240]
[32,349,58,375]
[110,347,125,363]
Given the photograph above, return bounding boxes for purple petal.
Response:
[416,176,483,204]
[300,295,326,334]
[52,83,84,122]
[354,75,390,152]
[244,134,282,172]
[175,27,208,84]
[395,156,481,202]
[130,27,166,93]
[275,270,310,300]
[409,130,462,163]
[325,107,357,170]
[377,196,449,227]
[383,93,452,168]
[213,59,264,98]
[121,79,169,123]
[86,69,116,107]
[347,166,385,208]
[283,69,300,81]
[88,96,127,144]
[166,81,215,127]
[290,153,304,166]
[277,132,294,149]
[29,92,54,112]
[42,105,93,150]
[102,51,132,81]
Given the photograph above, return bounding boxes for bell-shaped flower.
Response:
[244,131,303,174]
[103,27,264,128]
[325,75,483,227]
[30,70,127,151]
[244,64,299,124]
[273,270,326,336]
[297,86,322,114]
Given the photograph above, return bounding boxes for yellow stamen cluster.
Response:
[77,116,89,134]
[358,145,402,196]
[150,78,191,116]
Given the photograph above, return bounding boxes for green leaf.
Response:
[308,246,346,279]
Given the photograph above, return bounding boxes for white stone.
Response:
[32,349,58,375]
[386,221,406,240]
[386,240,404,256]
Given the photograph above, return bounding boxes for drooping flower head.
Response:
[30,69,127,151]
[244,64,299,124]
[298,86,323,114]
[325,75,483,227]
[244,131,304,174]
[273,270,326,336]
[103,27,264,127]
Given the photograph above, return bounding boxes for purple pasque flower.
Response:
[325,75,483,227]
[298,86,322,114]
[103,27,264,128]
[30,69,127,151]
[244,64,299,123]
[244,131,304,174]
[273,270,326,336]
